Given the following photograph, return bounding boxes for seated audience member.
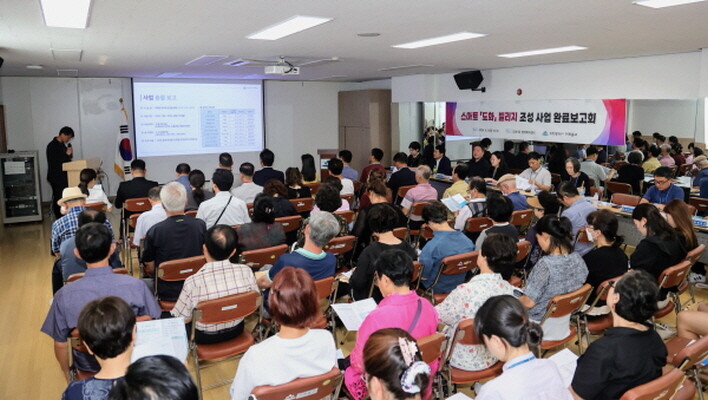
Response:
[502,141,516,168]
[171,225,258,344]
[467,142,491,179]
[350,203,416,302]
[363,328,432,400]
[327,157,355,195]
[400,166,438,229]
[232,267,336,400]
[614,150,645,195]
[582,210,628,305]
[360,148,386,183]
[339,149,359,181]
[520,215,588,339]
[519,152,552,191]
[114,159,159,212]
[547,144,568,176]
[558,182,596,256]
[108,355,198,400]
[132,186,166,247]
[345,249,438,400]
[388,152,417,201]
[186,170,214,211]
[488,151,509,182]
[436,234,518,372]
[687,147,704,167]
[360,169,392,209]
[443,163,470,199]
[62,296,136,400]
[454,177,488,231]
[257,212,340,292]
[475,193,519,249]
[677,303,708,340]
[692,155,708,187]
[571,270,666,400]
[142,182,207,301]
[663,199,704,281]
[671,143,686,167]
[42,223,160,381]
[407,141,423,168]
[301,153,318,184]
[285,167,312,199]
[173,163,192,193]
[642,145,661,174]
[61,209,122,281]
[51,187,113,255]
[513,141,531,171]
[262,180,297,218]
[218,152,233,170]
[575,144,588,161]
[430,145,452,175]
[580,146,615,188]
[473,296,570,400]
[74,167,112,212]
[659,144,676,167]
[236,194,286,253]
[524,191,562,269]
[296,184,349,247]
[563,157,591,195]
[497,174,529,211]
[230,162,262,204]
[610,150,626,168]
[419,201,476,293]
[197,169,250,228]
[352,181,406,258]
[253,148,284,186]
[640,166,684,207]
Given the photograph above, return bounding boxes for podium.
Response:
[63,158,101,187]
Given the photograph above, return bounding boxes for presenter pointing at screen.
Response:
[46,126,75,219]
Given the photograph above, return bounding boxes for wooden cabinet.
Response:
[338,90,392,172]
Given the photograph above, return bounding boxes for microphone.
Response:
[67,143,72,148]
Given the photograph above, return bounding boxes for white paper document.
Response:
[3,161,25,175]
[331,298,377,331]
[549,348,578,387]
[441,194,468,212]
[131,317,189,363]
[516,175,532,191]
[446,392,473,400]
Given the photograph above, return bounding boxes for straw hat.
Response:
[496,174,516,187]
[527,196,542,209]
[57,187,87,206]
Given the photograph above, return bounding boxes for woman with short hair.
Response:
[285,167,311,199]
[582,210,628,305]
[563,157,591,195]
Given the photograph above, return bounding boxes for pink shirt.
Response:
[344,292,439,400]
[659,155,676,167]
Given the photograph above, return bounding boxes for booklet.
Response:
[441,194,468,212]
[516,175,532,192]
[331,298,377,331]
[549,348,578,387]
[131,317,189,363]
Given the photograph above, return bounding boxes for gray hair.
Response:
[160,182,187,212]
[660,144,671,154]
[307,212,341,247]
[416,165,432,181]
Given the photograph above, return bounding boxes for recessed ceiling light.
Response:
[247,16,333,40]
[392,32,486,49]
[634,0,706,8]
[357,33,380,37]
[26,65,44,70]
[498,45,587,58]
[40,0,92,29]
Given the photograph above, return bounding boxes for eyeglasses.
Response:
[654,179,669,185]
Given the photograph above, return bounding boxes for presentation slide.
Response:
[133,80,264,157]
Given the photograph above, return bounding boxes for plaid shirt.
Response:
[51,206,113,254]
[170,259,258,332]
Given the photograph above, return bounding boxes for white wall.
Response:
[627,99,701,140]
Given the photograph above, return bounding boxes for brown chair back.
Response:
[397,185,416,202]
[246,203,255,217]
[612,193,641,207]
[289,197,315,213]
[575,227,591,244]
[66,267,129,283]
[551,173,561,185]
[353,181,362,194]
[157,255,206,282]
[185,210,197,218]
[672,334,708,371]
[313,276,337,301]
[128,213,140,228]
[334,210,355,224]
[614,161,628,170]
[678,163,692,177]
[420,224,434,240]
[689,197,708,215]
[320,170,331,181]
[607,181,633,195]
[455,318,482,346]
[686,244,706,265]
[239,244,289,270]
[323,236,356,255]
[249,367,342,400]
[658,260,691,289]
[618,368,686,400]
[192,291,259,326]
[409,201,429,218]
[411,261,423,283]
[340,194,355,208]
[303,182,321,196]
[392,227,408,240]
[516,241,531,263]
[463,217,494,234]
[440,251,479,276]
[541,284,592,322]
[84,202,106,211]
[124,197,151,213]
[274,215,303,233]
[510,209,533,229]
[416,333,446,365]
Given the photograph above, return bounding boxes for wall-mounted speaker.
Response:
[0,57,4,69]
[454,70,485,92]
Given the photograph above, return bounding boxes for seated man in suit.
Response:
[41,222,160,381]
[114,159,159,212]
[387,152,417,203]
[253,148,284,186]
[142,182,207,302]
[430,145,452,175]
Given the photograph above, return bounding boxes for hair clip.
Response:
[398,337,418,366]
[400,361,431,394]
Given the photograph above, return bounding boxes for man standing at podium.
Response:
[46,126,74,219]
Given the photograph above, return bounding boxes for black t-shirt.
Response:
[563,171,592,196]
[350,241,417,302]
[583,245,628,303]
[287,186,311,199]
[615,164,645,195]
[387,168,417,202]
[572,327,666,400]
[467,157,491,178]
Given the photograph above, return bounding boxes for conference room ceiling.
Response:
[1,0,707,82]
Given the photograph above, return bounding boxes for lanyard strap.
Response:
[506,355,535,370]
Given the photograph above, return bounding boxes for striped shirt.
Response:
[51,206,113,254]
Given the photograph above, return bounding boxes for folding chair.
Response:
[423,251,479,305]
[574,226,592,248]
[65,267,129,284]
[416,333,447,399]
[683,244,706,305]
[607,181,633,196]
[678,163,693,177]
[246,203,255,217]
[537,284,592,355]
[589,186,603,200]
[578,276,622,346]
[248,367,342,400]
[323,235,357,270]
[442,319,504,395]
[289,197,315,214]
[406,201,430,247]
[274,215,303,233]
[155,255,206,311]
[463,217,494,236]
[303,182,320,196]
[341,193,355,208]
[334,210,355,224]
[122,197,151,266]
[516,241,531,263]
[666,334,708,400]
[353,180,362,194]
[654,260,692,321]
[509,241,532,287]
[611,193,641,207]
[396,184,416,204]
[619,367,693,400]
[510,209,533,234]
[689,197,708,216]
[392,227,408,240]
[411,261,424,291]
[127,213,142,274]
[239,244,289,271]
[185,210,198,217]
[84,202,106,212]
[190,291,261,398]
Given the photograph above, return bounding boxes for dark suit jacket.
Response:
[431,156,452,175]
[387,167,417,203]
[467,157,491,178]
[46,138,72,185]
[115,177,159,209]
[253,167,285,186]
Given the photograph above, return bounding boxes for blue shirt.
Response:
[342,165,359,181]
[643,184,684,205]
[701,179,708,199]
[507,192,529,211]
[174,174,192,193]
[420,230,475,293]
[265,249,337,309]
[51,206,114,254]
[561,197,596,256]
[694,168,708,188]
[60,237,123,280]
[62,377,120,400]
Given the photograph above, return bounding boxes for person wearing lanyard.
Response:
[640,166,684,210]
[473,295,571,400]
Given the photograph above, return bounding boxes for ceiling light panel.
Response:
[185,55,229,66]
[40,0,92,29]
[498,45,588,58]
[247,16,333,40]
[634,0,706,8]
[51,48,83,61]
[392,32,486,49]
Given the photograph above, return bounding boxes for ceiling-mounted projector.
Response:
[265,65,300,75]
